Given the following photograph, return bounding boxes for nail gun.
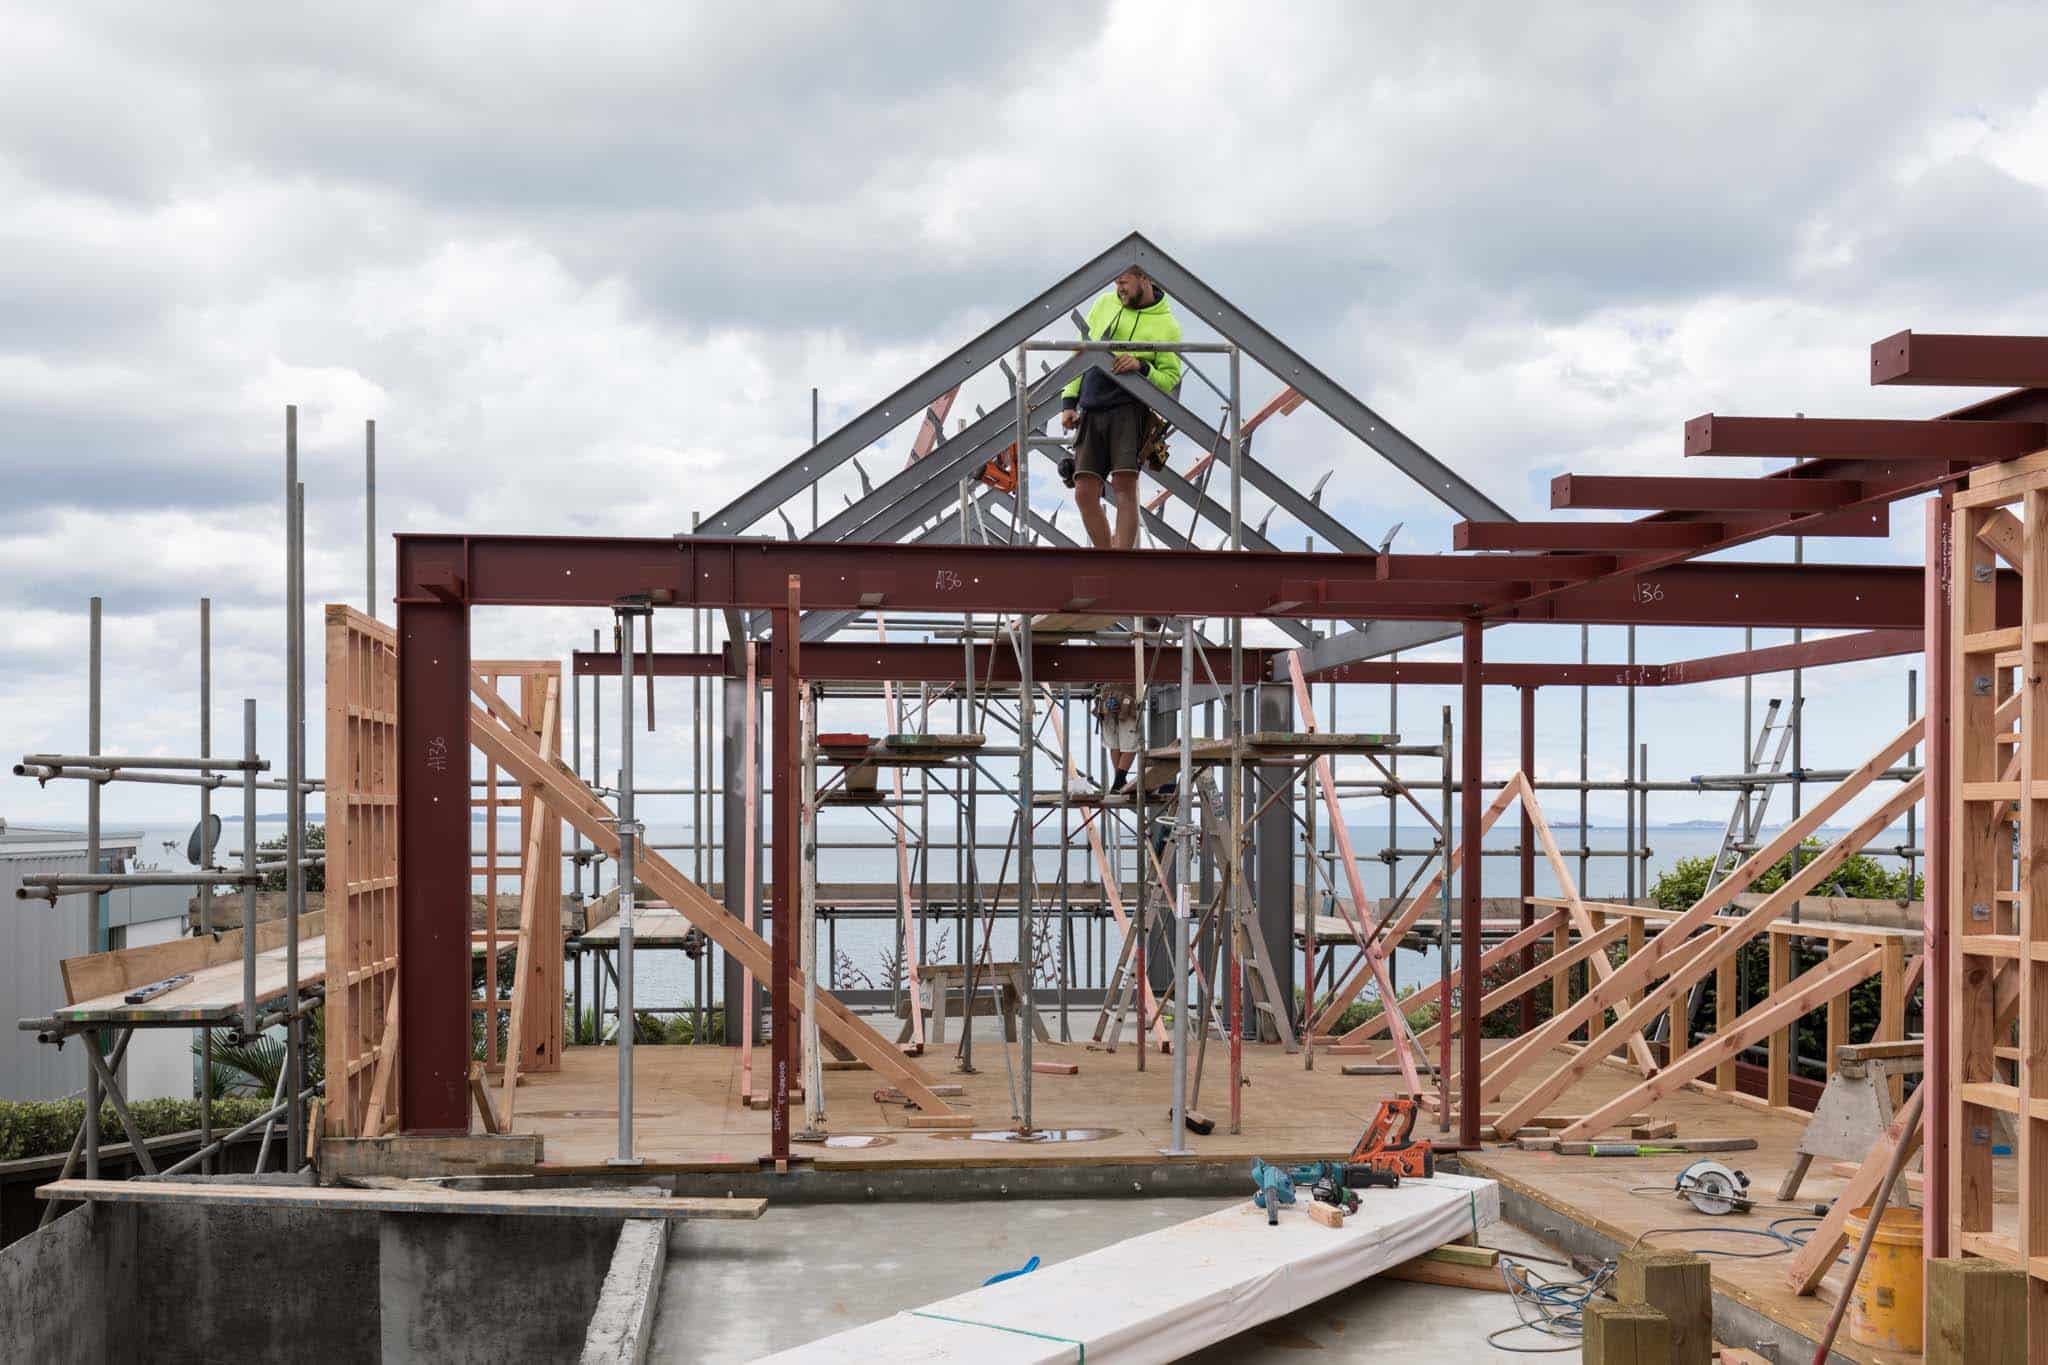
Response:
[1348,1097,1435,1180]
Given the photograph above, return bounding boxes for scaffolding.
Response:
[16,239,1992,1215]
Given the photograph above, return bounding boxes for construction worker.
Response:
[1059,267,1183,550]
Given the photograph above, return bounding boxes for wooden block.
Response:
[1030,1061,1080,1075]
[1339,1064,1404,1076]
[1617,1250,1711,1365]
[1381,1245,1505,1292]
[905,1114,976,1130]
[1926,1258,2026,1365]
[1515,1137,1561,1152]
[1630,1121,1679,1141]
[1583,1299,1671,1365]
[468,1064,502,1135]
[821,1059,871,1071]
[1305,1201,1344,1229]
[741,1087,805,1110]
[322,1134,543,1179]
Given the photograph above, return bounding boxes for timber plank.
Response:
[39,1178,763,1221]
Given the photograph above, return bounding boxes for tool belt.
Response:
[1138,410,1171,472]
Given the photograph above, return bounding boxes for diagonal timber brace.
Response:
[466,693,957,1116]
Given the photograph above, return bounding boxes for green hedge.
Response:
[0,1096,273,1163]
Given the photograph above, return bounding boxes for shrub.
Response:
[257,823,325,893]
[1647,840,1922,1078]
[1649,842,1920,912]
[0,1096,274,1162]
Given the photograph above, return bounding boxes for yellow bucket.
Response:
[1842,1205,1924,1352]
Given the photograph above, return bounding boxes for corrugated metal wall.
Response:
[1,850,193,1102]
[2,849,96,1101]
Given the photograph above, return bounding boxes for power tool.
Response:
[1348,1097,1435,1180]
[1250,1158,1401,1225]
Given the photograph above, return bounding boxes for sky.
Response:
[5,2,2047,840]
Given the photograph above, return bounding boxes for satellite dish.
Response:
[185,814,222,868]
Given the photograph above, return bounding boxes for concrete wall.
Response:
[0,1204,132,1365]
[4,1192,629,1364]
[379,1213,623,1363]
[133,1201,381,1365]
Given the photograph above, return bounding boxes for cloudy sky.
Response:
[5,3,2045,846]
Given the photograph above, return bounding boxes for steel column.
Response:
[395,592,472,1133]
[1518,686,1536,1032]
[611,608,642,1165]
[1255,682,1296,1025]
[1458,618,1483,1148]
[768,577,801,1167]
[721,672,750,1046]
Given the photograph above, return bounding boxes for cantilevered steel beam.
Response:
[396,534,1966,629]
[1685,414,2046,462]
[1304,627,1924,688]
[1455,521,1724,552]
[1496,560,1985,632]
[1871,330,2048,388]
[1551,474,1859,513]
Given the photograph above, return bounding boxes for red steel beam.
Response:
[396,535,1942,629]
[1786,504,1890,538]
[1551,473,1859,513]
[1496,561,1966,631]
[572,641,1277,686]
[1374,552,1616,582]
[1684,414,2045,462]
[1652,627,1924,685]
[1454,521,1723,552]
[1492,452,1975,620]
[1307,627,1924,689]
[1872,330,2048,388]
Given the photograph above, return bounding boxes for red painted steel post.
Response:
[768,575,801,1167]
[1922,493,1951,1257]
[396,594,472,1133]
[1459,618,1484,1148]
[1518,686,1536,1033]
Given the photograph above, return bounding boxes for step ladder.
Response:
[1666,697,1799,1052]
[1706,697,1800,891]
[1089,770,1297,1051]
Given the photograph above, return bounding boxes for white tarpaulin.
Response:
[759,1172,1500,1364]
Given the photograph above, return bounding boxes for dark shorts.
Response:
[1072,404,1143,481]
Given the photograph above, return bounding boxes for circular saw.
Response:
[1674,1158,1752,1215]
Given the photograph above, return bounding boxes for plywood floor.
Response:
[515,1033,1988,1363]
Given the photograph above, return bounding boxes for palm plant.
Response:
[194,1009,325,1098]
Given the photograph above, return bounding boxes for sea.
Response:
[122,811,1918,1014]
